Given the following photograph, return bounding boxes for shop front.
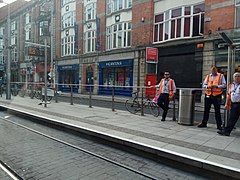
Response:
[98,59,133,96]
[58,64,79,93]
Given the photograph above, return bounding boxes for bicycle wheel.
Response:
[35,92,42,99]
[47,96,52,101]
[148,101,160,117]
[125,99,139,114]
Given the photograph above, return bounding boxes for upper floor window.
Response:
[106,22,131,50]
[62,11,76,29]
[154,3,205,43]
[61,35,75,56]
[25,12,31,25]
[84,3,96,21]
[39,21,49,36]
[11,21,17,32]
[107,0,132,15]
[84,30,96,53]
[25,26,31,40]
[236,0,240,28]
[11,48,17,62]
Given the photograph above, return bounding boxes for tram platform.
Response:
[0,95,239,179]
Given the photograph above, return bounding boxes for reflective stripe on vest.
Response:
[205,73,223,96]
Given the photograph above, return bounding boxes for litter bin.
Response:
[178,89,195,125]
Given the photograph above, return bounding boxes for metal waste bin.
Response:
[178,89,195,125]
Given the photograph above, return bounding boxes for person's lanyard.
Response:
[163,79,169,92]
[232,83,240,95]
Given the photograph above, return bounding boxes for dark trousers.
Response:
[157,93,169,119]
[202,94,222,128]
[225,103,240,134]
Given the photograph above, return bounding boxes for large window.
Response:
[61,36,75,56]
[103,67,130,87]
[84,3,96,21]
[39,21,49,36]
[154,3,205,43]
[25,12,31,25]
[107,0,132,14]
[62,11,75,29]
[236,0,240,28]
[25,26,31,41]
[84,30,96,53]
[106,22,131,50]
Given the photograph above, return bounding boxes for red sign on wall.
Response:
[146,47,158,62]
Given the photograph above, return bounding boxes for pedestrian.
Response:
[217,72,240,136]
[198,66,226,130]
[151,71,176,121]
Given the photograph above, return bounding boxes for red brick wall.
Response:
[96,0,106,51]
[55,0,61,59]
[132,0,154,46]
[204,0,235,34]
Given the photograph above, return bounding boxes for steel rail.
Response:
[1,117,158,180]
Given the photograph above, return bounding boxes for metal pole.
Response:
[6,2,11,99]
[50,0,54,88]
[44,39,47,107]
[141,87,144,116]
[225,46,232,127]
[112,85,114,111]
[70,85,73,105]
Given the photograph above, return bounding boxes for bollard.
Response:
[30,85,34,99]
[0,86,2,97]
[141,87,144,116]
[172,96,176,121]
[70,85,73,105]
[55,85,58,103]
[89,85,92,108]
[112,86,115,111]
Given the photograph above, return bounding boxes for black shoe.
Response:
[217,126,223,130]
[217,130,230,136]
[161,118,165,121]
[198,123,207,128]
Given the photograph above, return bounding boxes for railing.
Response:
[0,82,231,128]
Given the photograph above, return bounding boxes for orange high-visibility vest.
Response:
[205,73,223,96]
[157,78,174,100]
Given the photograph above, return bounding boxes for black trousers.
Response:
[157,93,169,119]
[202,94,222,128]
[225,103,240,134]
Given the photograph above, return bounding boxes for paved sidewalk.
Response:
[0,95,240,178]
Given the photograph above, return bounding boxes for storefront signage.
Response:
[106,61,122,67]
[99,59,133,68]
[146,47,158,62]
[58,64,79,71]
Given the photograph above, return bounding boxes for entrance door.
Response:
[86,66,93,92]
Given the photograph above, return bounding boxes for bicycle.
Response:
[125,91,160,117]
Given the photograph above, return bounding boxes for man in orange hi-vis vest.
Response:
[152,71,176,121]
[198,66,226,130]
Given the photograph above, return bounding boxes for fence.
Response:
[1,82,237,128]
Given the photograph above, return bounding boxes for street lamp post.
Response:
[0,0,11,99]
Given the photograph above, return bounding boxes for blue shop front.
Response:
[58,64,79,93]
[98,59,133,96]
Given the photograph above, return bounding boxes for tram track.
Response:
[0,116,158,180]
